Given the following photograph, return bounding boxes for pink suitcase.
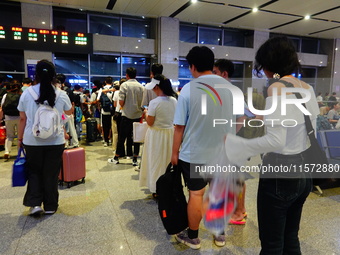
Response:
[59,147,86,188]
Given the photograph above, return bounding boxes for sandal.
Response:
[229,218,246,225]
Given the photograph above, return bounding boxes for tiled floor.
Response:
[0,140,340,255]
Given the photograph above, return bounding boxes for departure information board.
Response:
[0,25,92,54]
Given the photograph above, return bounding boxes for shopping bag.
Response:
[12,147,28,187]
[133,121,148,143]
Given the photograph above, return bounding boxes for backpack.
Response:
[2,92,20,116]
[75,106,83,123]
[28,87,61,139]
[100,90,113,114]
[156,163,188,235]
[74,93,82,107]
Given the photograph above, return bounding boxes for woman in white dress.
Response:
[139,75,177,197]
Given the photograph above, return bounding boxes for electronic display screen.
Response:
[0,25,92,54]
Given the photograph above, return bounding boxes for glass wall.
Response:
[53,7,87,32]
[54,53,89,88]
[180,24,197,43]
[122,18,152,39]
[0,49,25,82]
[199,27,222,45]
[180,23,253,48]
[224,29,254,48]
[91,54,120,76]
[271,33,320,54]
[89,15,120,36]
[0,1,21,27]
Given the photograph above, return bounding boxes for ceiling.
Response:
[10,0,340,39]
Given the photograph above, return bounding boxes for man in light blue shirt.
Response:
[171,46,237,249]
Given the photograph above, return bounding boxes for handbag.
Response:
[156,163,188,235]
[12,147,28,187]
[133,117,148,143]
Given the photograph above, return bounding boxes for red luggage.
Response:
[59,147,86,188]
[0,126,6,145]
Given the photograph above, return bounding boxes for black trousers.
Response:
[23,144,65,211]
[102,114,112,144]
[258,153,312,255]
[116,116,140,157]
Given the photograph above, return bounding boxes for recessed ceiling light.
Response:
[336,48,338,51]
[135,46,139,49]
[226,53,228,56]
[42,21,46,24]
[191,0,198,3]
[304,15,310,20]
[252,8,258,13]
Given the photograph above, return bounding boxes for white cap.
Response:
[113,81,120,86]
[145,78,160,90]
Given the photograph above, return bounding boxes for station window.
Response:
[180,24,197,43]
[122,18,151,39]
[178,59,191,79]
[0,49,24,73]
[90,15,120,36]
[224,29,253,48]
[90,54,121,76]
[54,53,89,77]
[53,7,87,33]
[199,27,222,45]
[121,56,151,77]
[0,1,21,27]
[301,38,319,54]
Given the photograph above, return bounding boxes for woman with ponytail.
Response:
[17,59,72,216]
[139,74,177,197]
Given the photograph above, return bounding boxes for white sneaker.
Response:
[108,158,119,164]
[29,206,43,216]
[104,143,108,147]
[214,234,226,247]
[44,210,56,215]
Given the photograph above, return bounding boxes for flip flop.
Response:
[229,218,246,225]
[243,212,248,218]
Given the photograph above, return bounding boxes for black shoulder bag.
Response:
[279,80,328,183]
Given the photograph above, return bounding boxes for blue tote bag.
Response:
[12,147,28,187]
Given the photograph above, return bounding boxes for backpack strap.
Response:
[28,86,39,101]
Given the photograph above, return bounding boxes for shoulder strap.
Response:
[277,79,315,139]
[28,86,39,101]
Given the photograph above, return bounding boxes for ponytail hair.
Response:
[153,74,178,99]
[35,59,56,107]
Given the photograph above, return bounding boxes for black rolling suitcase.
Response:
[86,118,97,142]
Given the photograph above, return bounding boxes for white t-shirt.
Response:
[148,96,177,129]
[17,84,72,146]
[113,90,122,112]
[174,74,236,164]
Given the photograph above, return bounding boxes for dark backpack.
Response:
[74,93,82,107]
[2,92,20,116]
[100,91,113,113]
[156,163,188,235]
